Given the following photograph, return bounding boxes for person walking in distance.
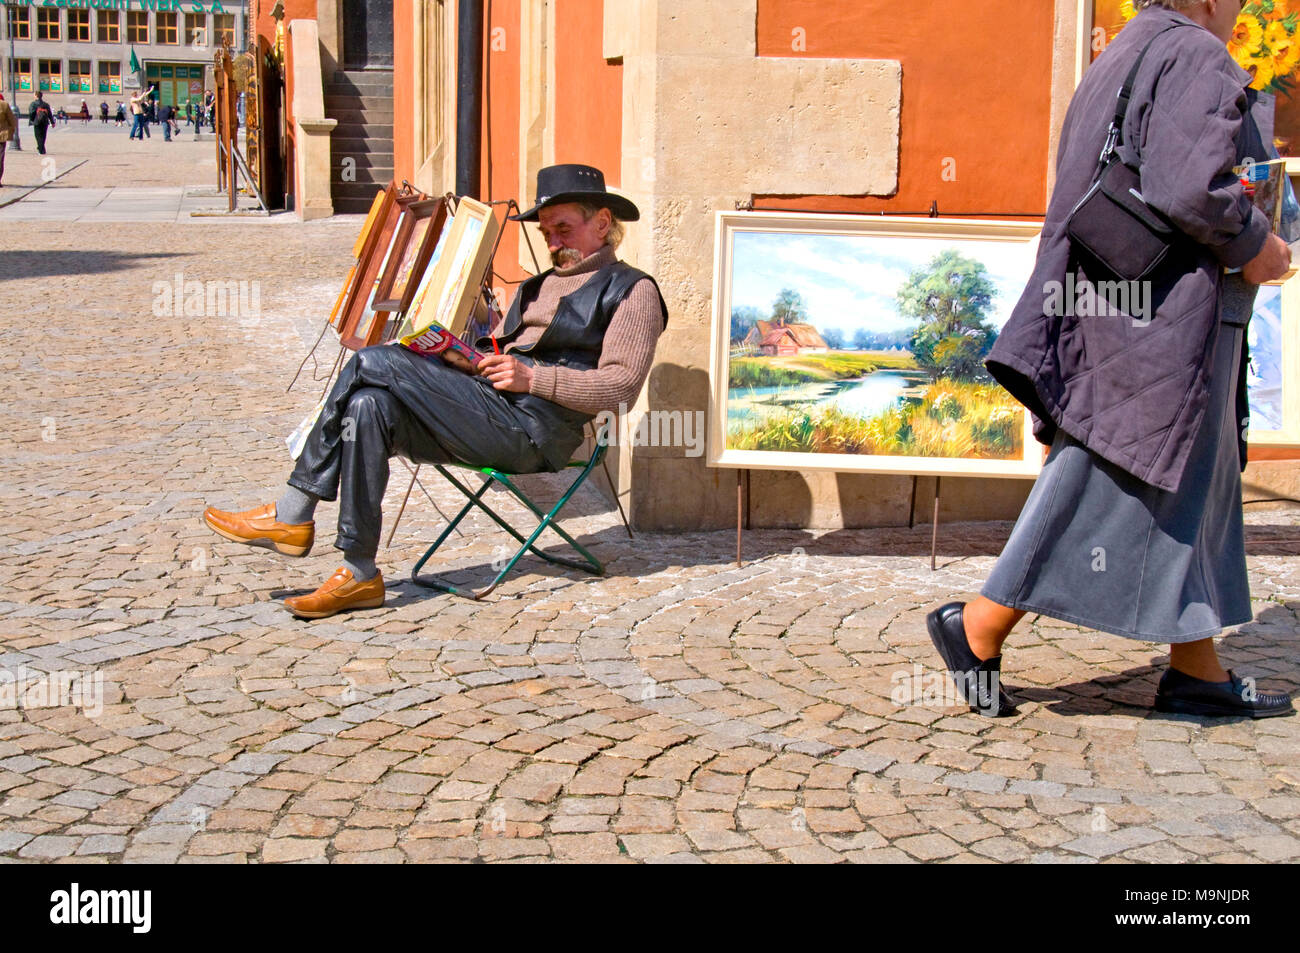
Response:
[27,91,54,155]
[0,94,16,187]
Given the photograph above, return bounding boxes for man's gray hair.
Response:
[575,200,626,249]
[1133,0,1205,10]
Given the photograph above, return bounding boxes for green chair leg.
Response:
[409,435,609,600]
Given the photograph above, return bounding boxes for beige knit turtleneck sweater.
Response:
[497,244,665,416]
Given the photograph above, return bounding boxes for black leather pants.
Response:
[289,345,560,559]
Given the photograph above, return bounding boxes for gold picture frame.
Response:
[403,196,500,339]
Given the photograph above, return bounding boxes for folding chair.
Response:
[409,425,611,599]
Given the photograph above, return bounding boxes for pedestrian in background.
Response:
[926,0,1296,720]
[28,91,53,155]
[158,102,175,142]
[0,93,16,188]
[99,101,109,123]
[128,87,152,141]
[114,101,125,126]
[185,100,194,127]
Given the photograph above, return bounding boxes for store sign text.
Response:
[5,1,229,13]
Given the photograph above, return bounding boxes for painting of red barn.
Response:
[708,211,1045,479]
[746,320,829,356]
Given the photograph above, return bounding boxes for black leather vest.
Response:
[478,259,668,370]
[476,258,669,469]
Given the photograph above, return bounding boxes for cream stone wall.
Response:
[289,20,338,221]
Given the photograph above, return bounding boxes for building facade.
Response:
[2,0,247,113]
[255,0,1300,532]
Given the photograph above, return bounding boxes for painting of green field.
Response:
[726,230,1035,461]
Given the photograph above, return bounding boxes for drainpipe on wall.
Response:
[455,0,484,198]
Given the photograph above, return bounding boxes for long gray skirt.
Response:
[981,317,1249,644]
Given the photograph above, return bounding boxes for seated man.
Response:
[203,164,668,618]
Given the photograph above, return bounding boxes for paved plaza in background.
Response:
[0,129,1298,863]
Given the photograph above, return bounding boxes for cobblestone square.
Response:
[1,130,1297,864]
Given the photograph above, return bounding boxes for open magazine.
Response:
[395,321,483,373]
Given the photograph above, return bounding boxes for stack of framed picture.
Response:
[327,183,501,352]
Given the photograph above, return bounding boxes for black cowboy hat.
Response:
[510,163,640,222]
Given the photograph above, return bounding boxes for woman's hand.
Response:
[477,354,534,393]
[1242,233,1293,285]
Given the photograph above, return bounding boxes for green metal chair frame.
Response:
[409,426,609,600]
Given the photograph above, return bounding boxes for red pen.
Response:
[491,335,501,355]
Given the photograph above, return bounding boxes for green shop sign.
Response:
[5,1,230,12]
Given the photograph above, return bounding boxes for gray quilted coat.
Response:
[988,5,1270,493]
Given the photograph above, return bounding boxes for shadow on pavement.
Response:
[1008,601,1299,718]
[0,248,185,279]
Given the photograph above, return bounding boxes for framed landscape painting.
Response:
[707,212,1044,479]
[338,184,404,349]
[1081,0,1300,171]
[374,197,450,314]
[1247,274,1300,448]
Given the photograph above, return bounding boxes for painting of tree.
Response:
[771,288,808,325]
[898,250,999,382]
[730,305,763,344]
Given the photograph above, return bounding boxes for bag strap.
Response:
[1099,23,1188,165]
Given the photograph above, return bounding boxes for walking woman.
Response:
[927,0,1296,719]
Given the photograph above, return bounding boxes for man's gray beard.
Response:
[552,247,583,268]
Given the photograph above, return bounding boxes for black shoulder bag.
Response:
[1066,25,1188,282]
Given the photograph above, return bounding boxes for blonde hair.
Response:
[576,200,626,249]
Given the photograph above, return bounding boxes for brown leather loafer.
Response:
[203,503,314,557]
[283,567,385,619]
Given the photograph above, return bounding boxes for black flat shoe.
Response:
[1155,667,1294,719]
[925,602,1018,717]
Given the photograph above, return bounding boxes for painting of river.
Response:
[710,214,1044,476]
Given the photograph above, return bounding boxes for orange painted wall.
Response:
[387,1,623,308]
[755,0,1054,216]
[394,0,415,185]
[553,0,622,187]
[486,0,624,309]
[483,0,524,296]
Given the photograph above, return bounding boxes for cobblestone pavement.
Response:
[2,143,1299,864]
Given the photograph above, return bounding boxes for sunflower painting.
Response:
[1088,0,1300,159]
